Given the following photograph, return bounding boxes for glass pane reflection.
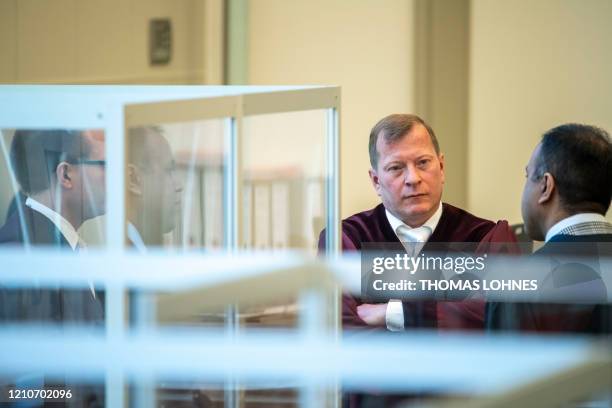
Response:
[0,128,107,329]
[126,120,225,250]
[239,110,328,334]
[0,128,107,249]
[242,110,327,252]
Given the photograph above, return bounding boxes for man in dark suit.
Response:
[489,123,612,333]
[0,129,107,407]
[319,114,515,331]
[0,129,106,249]
[1,129,107,323]
[126,126,183,250]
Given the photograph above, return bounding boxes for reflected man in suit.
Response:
[0,129,107,408]
[0,129,105,248]
[0,129,106,324]
[125,129,208,408]
[126,127,183,250]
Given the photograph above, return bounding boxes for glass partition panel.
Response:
[239,110,328,332]
[0,129,20,229]
[0,86,341,408]
[242,110,327,253]
[0,128,107,249]
[125,119,226,251]
[0,127,107,356]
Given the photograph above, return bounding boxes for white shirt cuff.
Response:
[385,299,404,331]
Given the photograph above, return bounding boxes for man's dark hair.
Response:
[534,123,611,215]
[368,114,440,169]
[10,129,88,194]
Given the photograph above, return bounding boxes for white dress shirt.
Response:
[545,212,609,242]
[127,222,148,253]
[25,197,96,298]
[25,197,80,250]
[384,203,443,331]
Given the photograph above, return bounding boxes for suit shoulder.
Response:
[318,204,391,251]
[446,203,494,226]
[340,204,394,247]
[343,205,379,229]
[440,203,495,241]
[0,212,23,244]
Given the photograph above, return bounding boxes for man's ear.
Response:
[438,153,445,184]
[537,172,555,204]
[55,162,73,189]
[368,168,381,196]
[127,164,143,195]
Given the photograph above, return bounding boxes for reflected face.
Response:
[79,130,106,221]
[141,135,182,234]
[521,143,545,241]
[369,124,444,227]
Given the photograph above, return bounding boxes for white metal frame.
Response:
[6,86,610,408]
[0,250,610,408]
[0,85,341,408]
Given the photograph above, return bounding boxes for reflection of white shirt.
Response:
[384,203,443,331]
[25,197,79,250]
[545,213,607,242]
[127,222,147,253]
[25,197,96,298]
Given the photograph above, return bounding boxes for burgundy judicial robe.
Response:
[319,202,516,330]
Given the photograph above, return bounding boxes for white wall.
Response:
[0,0,206,84]
[469,0,612,224]
[247,0,415,218]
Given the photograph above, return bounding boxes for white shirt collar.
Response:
[25,197,80,250]
[385,202,443,240]
[127,222,147,253]
[545,213,607,242]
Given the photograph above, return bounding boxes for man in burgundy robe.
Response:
[319,113,515,331]
[320,201,506,327]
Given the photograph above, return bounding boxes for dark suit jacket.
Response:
[487,232,612,335]
[0,202,70,247]
[0,205,105,324]
[0,204,105,408]
[319,202,513,329]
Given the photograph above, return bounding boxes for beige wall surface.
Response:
[247,0,415,219]
[414,0,470,210]
[0,0,205,84]
[0,0,207,221]
[470,0,612,225]
[4,0,610,225]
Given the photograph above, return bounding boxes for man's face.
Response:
[78,130,106,221]
[141,135,182,234]
[369,124,445,227]
[520,143,545,241]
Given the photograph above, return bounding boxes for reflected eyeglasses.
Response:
[74,159,106,166]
